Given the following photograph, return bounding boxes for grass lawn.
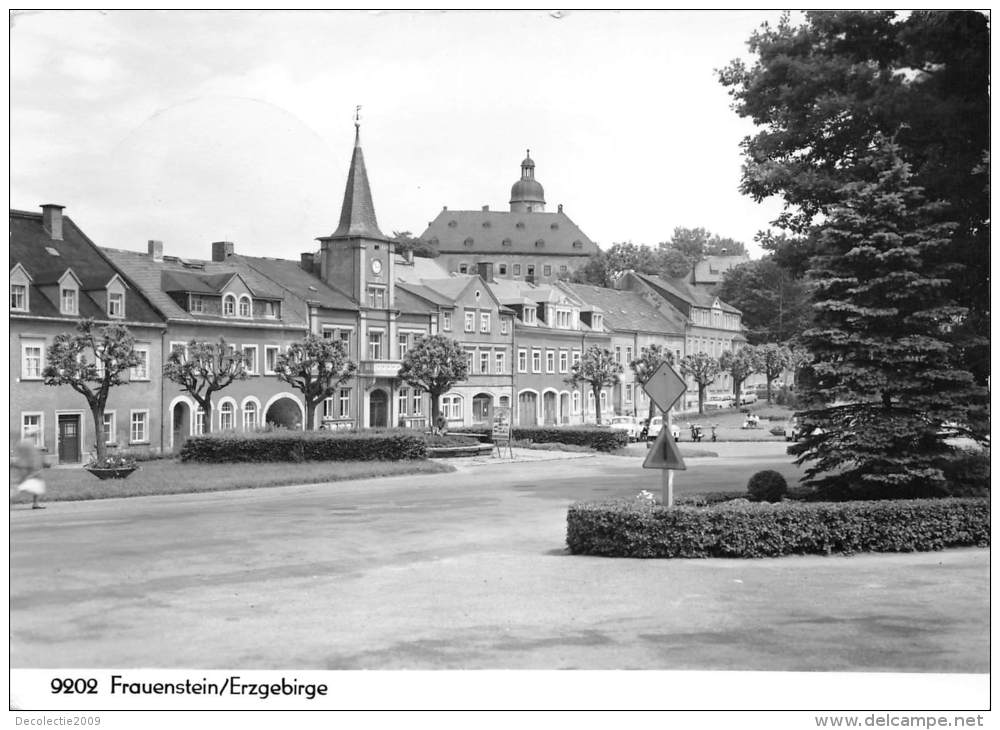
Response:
[674,403,794,441]
[10,458,455,504]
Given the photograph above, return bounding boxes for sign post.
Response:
[491,406,513,459]
[640,361,687,506]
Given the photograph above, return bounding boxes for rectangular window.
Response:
[559,350,568,373]
[443,311,452,331]
[513,264,521,276]
[626,346,633,363]
[103,411,116,444]
[398,387,409,417]
[466,350,474,373]
[480,351,489,373]
[464,311,475,333]
[190,295,204,314]
[130,410,149,443]
[412,388,423,415]
[480,312,491,333]
[572,392,580,414]
[11,284,26,311]
[545,350,555,373]
[527,265,536,277]
[339,388,351,418]
[337,329,352,357]
[398,332,409,359]
[532,349,542,373]
[543,264,552,277]
[108,292,125,318]
[518,349,527,373]
[368,331,383,360]
[322,397,335,420]
[130,347,150,380]
[625,384,634,404]
[498,264,508,275]
[367,286,386,309]
[500,318,509,336]
[242,345,258,375]
[21,413,43,447]
[615,346,621,363]
[524,308,536,325]
[556,310,571,328]
[61,287,77,315]
[572,350,582,366]
[21,342,44,379]
[495,352,504,374]
[265,345,280,375]
[194,408,205,436]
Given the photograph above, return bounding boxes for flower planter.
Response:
[85,466,138,480]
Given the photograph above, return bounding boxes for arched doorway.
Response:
[543,391,558,425]
[266,397,302,429]
[172,402,191,453]
[518,391,538,426]
[369,389,388,428]
[472,393,492,425]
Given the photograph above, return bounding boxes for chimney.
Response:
[41,204,65,241]
[558,204,563,213]
[148,240,164,262]
[482,205,489,212]
[476,261,495,283]
[212,241,234,261]
[300,252,316,272]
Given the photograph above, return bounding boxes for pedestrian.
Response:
[435,414,448,435]
[12,430,46,510]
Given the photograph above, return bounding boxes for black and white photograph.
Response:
[9,9,990,724]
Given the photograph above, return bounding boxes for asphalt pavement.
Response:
[10,443,989,673]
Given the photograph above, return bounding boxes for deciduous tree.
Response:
[568,346,623,424]
[719,346,755,405]
[679,352,721,414]
[275,334,357,430]
[163,338,249,434]
[397,334,469,427]
[750,343,792,404]
[42,319,142,461]
[629,344,676,423]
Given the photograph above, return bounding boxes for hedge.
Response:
[566,497,990,558]
[179,429,428,463]
[449,425,628,452]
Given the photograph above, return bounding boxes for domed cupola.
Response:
[510,149,546,213]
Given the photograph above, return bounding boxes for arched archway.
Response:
[369,389,388,428]
[472,393,493,425]
[266,396,302,430]
[171,401,191,454]
[518,390,538,426]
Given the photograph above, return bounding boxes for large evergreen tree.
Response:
[789,141,988,495]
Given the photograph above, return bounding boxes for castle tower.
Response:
[509,150,546,213]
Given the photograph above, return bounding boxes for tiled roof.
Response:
[234,255,358,312]
[393,285,438,315]
[394,254,450,282]
[421,209,599,256]
[10,209,163,324]
[395,281,454,307]
[635,272,741,314]
[561,282,686,335]
[327,128,389,241]
[103,248,309,326]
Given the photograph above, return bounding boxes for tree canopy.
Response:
[163,338,249,434]
[397,334,469,425]
[567,346,623,423]
[275,334,357,430]
[715,257,811,345]
[679,352,721,414]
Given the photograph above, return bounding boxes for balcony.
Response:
[358,360,402,378]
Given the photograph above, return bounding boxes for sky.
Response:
[11,9,794,262]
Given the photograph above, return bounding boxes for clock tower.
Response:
[317,115,395,310]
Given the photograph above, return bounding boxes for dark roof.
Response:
[234,255,358,312]
[395,281,455,307]
[393,285,438,315]
[327,127,389,241]
[561,282,686,335]
[103,248,309,327]
[160,269,283,300]
[9,209,163,324]
[635,272,741,315]
[421,209,599,256]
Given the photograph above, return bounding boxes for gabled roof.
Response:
[235,255,358,312]
[395,281,455,307]
[393,285,438,315]
[560,281,686,335]
[635,272,741,314]
[421,208,599,257]
[412,274,507,313]
[159,269,282,300]
[9,209,163,324]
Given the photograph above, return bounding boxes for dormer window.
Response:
[239,295,252,318]
[223,294,237,317]
[535,239,545,248]
[190,295,204,314]
[464,237,474,247]
[61,286,78,315]
[524,307,537,325]
[501,238,512,247]
[572,240,583,249]
[592,314,603,330]
[11,284,27,311]
[108,292,124,318]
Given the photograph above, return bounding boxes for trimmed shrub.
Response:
[180,428,428,463]
[747,469,788,502]
[448,425,627,451]
[566,497,990,558]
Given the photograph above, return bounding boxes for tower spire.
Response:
[330,108,388,240]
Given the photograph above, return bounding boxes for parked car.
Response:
[608,415,642,442]
[738,390,758,405]
[646,416,680,441]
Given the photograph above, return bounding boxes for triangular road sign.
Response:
[642,429,687,470]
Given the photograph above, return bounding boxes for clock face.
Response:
[371,259,383,275]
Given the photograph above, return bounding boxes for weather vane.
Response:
[355,105,362,128]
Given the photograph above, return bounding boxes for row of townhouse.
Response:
[10,123,747,463]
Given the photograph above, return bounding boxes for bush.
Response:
[747,469,788,502]
[180,428,428,463]
[449,425,627,451]
[422,433,481,447]
[566,497,990,558]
